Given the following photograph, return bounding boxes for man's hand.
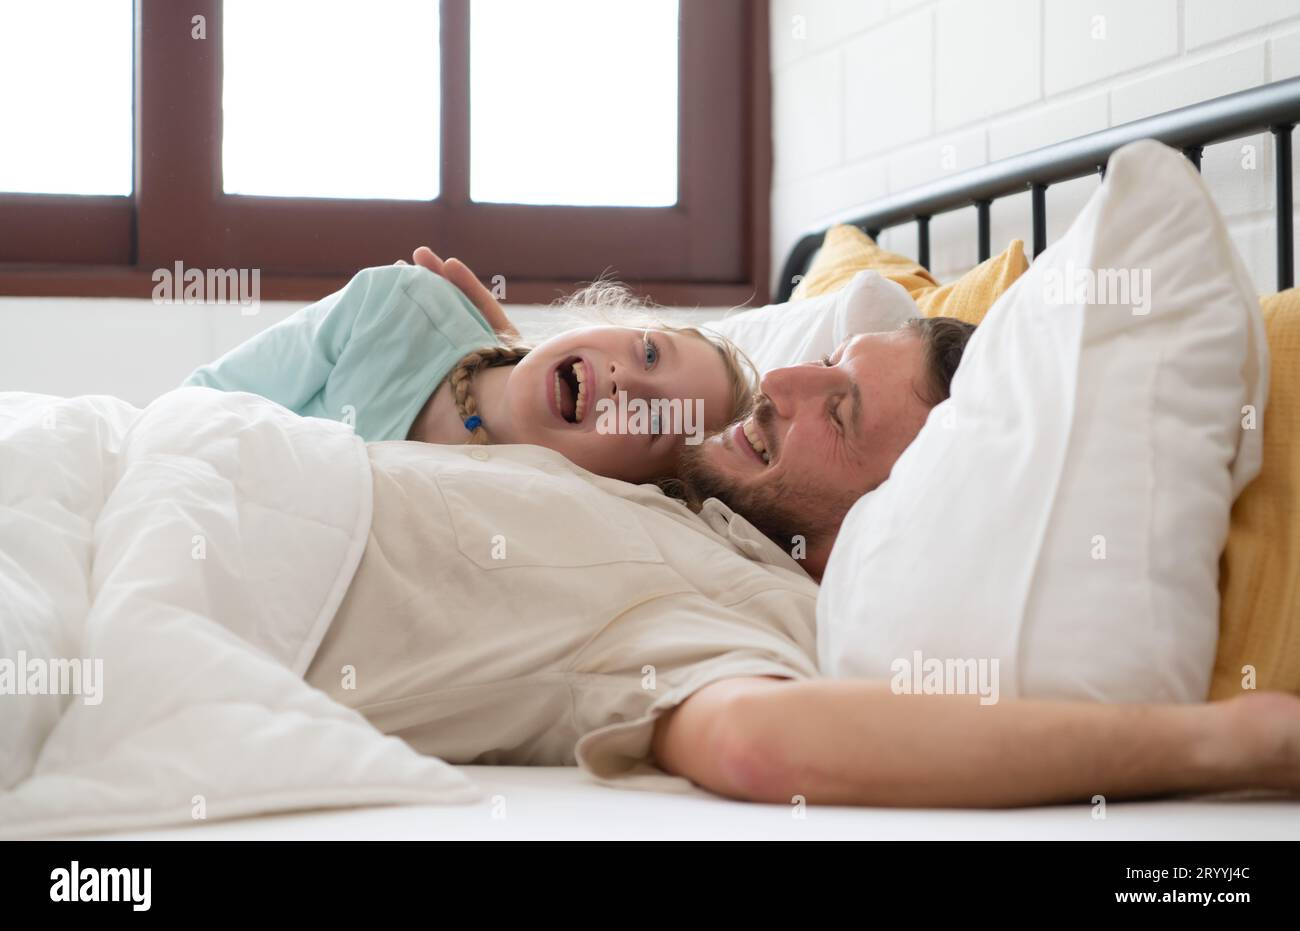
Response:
[1218,690,1300,791]
[395,247,520,340]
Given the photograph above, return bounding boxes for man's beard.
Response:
[675,429,853,560]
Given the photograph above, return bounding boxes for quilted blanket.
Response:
[0,388,480,838]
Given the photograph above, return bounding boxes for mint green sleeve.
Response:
[181,267,379,412]
[181,265,500,442]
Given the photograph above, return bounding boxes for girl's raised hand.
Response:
[397,247,520,341]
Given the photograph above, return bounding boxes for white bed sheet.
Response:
[70,766,1300,841]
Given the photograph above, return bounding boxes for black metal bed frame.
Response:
[775,76,1300,302]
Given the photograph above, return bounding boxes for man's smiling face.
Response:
[677,327,938,578]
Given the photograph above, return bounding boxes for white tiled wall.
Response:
[771,0,1300,292]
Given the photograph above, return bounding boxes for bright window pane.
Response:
[0,0,133,195]
[470,0,678,207]
[223,0,439,200]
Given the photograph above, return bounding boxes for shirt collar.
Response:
[575,462,815,581]
[697,497,813,578]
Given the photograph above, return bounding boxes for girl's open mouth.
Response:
[548,355,594,425]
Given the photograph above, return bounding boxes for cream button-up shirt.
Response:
[304,441,821,793]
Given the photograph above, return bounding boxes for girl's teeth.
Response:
[573,363,585,423]
[554,373,563,416]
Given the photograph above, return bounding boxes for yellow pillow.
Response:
[913,241,1029,325]
[1211,288,1300,699]
[791,225,937,301]
[790,224,1027,325]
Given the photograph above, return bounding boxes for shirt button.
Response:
[471,448,489,461]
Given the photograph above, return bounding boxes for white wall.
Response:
[0,298,303,407]
[770,0,1300,293]
[0,297,727,406]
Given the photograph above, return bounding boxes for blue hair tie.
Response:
[463,415,483,432]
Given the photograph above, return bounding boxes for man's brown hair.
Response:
[905,316,978,406]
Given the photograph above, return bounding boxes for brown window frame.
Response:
[0,0,771,306]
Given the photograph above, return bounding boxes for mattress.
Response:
[71,766,1300,841]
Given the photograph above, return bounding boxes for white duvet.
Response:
[0,388,481,838]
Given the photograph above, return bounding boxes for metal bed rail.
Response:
[775,76,1300,302]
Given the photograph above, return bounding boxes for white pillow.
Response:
[817,140,1268,705]
[706,270,918,373]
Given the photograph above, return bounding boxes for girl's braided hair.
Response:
[447,343,531,444]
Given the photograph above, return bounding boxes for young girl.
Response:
[182,251,755,484]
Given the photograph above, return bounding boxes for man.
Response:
[405,248,1300,808]
[668,316,974,581]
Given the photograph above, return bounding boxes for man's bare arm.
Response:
[651,676,1300,807]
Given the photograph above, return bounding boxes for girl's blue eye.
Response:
[643,334,660,368]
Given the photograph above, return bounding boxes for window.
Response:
[222,0,440,200]
[0,0,770,305]
[0,0,134,266]
[469,0,678,207]
[0,0,133,196]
